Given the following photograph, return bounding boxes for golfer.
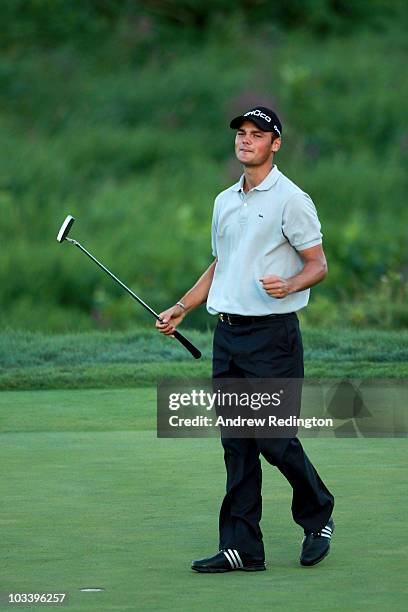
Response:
[156,106,335,571]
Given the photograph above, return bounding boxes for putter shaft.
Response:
[67,238,159,319]
[65,238,202,359]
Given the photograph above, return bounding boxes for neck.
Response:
[243,161,274,193]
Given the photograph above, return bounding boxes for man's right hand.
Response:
[155,304,186,336]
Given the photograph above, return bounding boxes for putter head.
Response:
[57,215,75,243]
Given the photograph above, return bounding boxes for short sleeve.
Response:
[211,196,219,257]
[282,192,322,251]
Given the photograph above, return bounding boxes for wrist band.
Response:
[176,301,187,311]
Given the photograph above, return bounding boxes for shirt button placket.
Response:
[240,190,249,224]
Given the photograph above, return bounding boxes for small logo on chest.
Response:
[258,214,264,218]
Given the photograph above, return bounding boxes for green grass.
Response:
[0,388,407,611]
[2,328,408,368]
[0,328,407,390]
[2,361,408,391]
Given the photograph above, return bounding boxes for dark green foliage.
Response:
[1,0,407,50]
[0,5,407,331]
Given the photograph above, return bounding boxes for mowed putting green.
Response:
[0,388,406,611]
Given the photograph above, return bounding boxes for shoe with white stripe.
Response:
[191,549,266,573]
[300,517,335,566]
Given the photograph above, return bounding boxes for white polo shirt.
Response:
[206,165,323,316]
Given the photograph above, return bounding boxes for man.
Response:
[156,106,335,571]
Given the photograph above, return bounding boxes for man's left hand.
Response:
[259,275,292,299]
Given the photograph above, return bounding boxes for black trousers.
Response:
[212,312,334,559]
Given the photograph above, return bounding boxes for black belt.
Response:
[218,312,294,326]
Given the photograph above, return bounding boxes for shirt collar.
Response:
[231,165,280,192]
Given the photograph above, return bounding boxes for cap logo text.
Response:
[244,109,271,122]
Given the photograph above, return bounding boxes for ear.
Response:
[271,137,281,153]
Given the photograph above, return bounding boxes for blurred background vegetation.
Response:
[0,0,407,332]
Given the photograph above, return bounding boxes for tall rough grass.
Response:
[0,10,407,330]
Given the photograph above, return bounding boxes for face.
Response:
[235,120,281,167]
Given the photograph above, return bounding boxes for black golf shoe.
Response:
[300,517,335,566]
[191,549,266,573]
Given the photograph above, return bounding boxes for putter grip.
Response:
[173,330,202,359]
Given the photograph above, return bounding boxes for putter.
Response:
[57,215,201,359]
